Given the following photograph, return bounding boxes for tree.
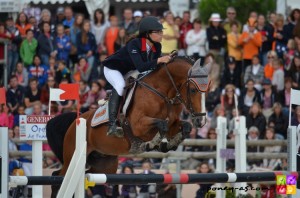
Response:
[199,0,276,25]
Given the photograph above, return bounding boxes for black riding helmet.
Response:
[139,16,164,43]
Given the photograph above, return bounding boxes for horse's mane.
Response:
[169,56,195,66]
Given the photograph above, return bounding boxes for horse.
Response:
[46,57,210,197]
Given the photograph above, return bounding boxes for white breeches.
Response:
[104,66,125,96]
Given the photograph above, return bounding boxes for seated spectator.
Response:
[202,128,217,152]
[79,80,90,112]
[55,60,71,84]
[114,28,126,52]
[105,15,119,56]
[271,59,284,92]
[243,55,264,91]
[55,24,71,63]
[24,77,42,115]
[73,57,92,83]
[56,78,74,113]
[20,29,37,67]
[38,9,56,35]
[195,162,213,198]
[13,105,25,127]
[6,75,25,114]
[184,127,204,153]
[260,78,278,120]
[239,79,261,115]
[263,128,281,170]
[288,53,300,89]
[246,102,266,139]
[205,75,221,117]
[222,84,239,122]
[247,126,263,167]
[138,161,156,198]
[210,104,225,129]
[8,129,18,152]
[273,14,287,60]
[85,81,107,108]
[284,39,296,71]
[156,171,176,198]
[69,13,84,64]
[32,103,45,116]
[291,106,300,126]
[41,76,57,112]
[277,77,292,117]
[48,56,57,78]
[28,55,49,87]
[268,102,288,139]
[119,164,137,198]
[14,62,28,88]
[18,140,33,177]
[0,104,9,127]
[15,12,32,39]
[264,51,277,80]
[221,56,241,89]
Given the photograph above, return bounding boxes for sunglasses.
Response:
[151,30,163,34]
[268,56,274,59]
[227,12,236,15]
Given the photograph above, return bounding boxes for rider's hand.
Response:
[157,55,171,64]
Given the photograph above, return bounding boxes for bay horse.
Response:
[46,57,210,197]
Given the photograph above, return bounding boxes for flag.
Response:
[59,83,79,100]
[291,89,300,105]
[49,88,65,102]
[0,87,6,104]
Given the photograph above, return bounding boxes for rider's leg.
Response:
[104,67,125,137]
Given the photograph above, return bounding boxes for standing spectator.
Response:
[288,53,300,89]
[6,75,24,114]
[263,127,282,170]
[15,62,29,88]
[20,29,37,67]
[69,13,84,65]
[119,8,135,36]
[119,165,137,198]
[132,10,143,35]
[260,78,277,120]
[239,18,262,70]
[246,102,267,138]
[24,77,42,115]
[0,22,14,78]
[206,13,227,70]
[55,60,71,84]
[257,14,274,66]
[268,12,277,29]
[284,39,296,71]
[264,51,277,81]
[243,55,264,91]
[91,9,110,55]
[268,103,288,139]
[138,161,156,198]
[179,11,193,55]
[38,9,55,34]
[291,106,300,126]
[105,16,119,56]
[222,84,238,121]
[185,19,206,63]
[76,20,97,69]
[15,12,32,39]
[277,77,292,117]
[242,11,258,33]
[73,57,92,83]
[284,9,300,41]
[227,21,242,76]
[55,7,65,25]
[28,16,39,37]
[271,59,284,92]
[37,22,57,66]
[223,7,242,33]
[195,162,213,198]
[28,55,49,87]
[63,6,75,28]
[161,11,180,54]
[274,14,287,59]
[114,28,127,52]
[55,24,71,63]
[239,79,261,116]
[221,56,241,88]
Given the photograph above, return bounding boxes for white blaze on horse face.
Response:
[201,92,206,123]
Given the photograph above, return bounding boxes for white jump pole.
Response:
[216,116,227,198]
[32,140,43,198]
[288,125,299,198]
[234,116,247,196]
[0,127,8,198]
[57,118,86,198]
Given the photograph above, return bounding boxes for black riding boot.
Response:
[107,89,123,137]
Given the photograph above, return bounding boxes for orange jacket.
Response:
[264,63,274,80]
[105,27,119,56]
[238,31,262,60]
[227,32,243,61]
[15,24,32,37]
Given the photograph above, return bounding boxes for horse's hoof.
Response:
[159,142,168,153]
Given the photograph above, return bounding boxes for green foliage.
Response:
[199,0,276,25]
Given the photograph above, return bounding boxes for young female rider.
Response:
[103,16,172,137]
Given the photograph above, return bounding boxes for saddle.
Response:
[91,70,150,127]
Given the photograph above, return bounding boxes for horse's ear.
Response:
[203,57,213,73]
[192,58,201,68]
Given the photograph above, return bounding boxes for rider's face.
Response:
[149,30,163,43]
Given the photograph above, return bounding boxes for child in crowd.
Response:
[55,60,71,84]
[271,59,284,92]
[73,57,92,83]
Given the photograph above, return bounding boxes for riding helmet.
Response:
[139,16,164,34]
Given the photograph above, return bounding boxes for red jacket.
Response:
[179,22,193,49]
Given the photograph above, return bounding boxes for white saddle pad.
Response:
[91,101,109,127]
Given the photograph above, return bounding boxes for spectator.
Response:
[8,128,18,152]
[246,126,263,167]
[55,60,71,84]
[15,12,32,39]
[227,21,242,76]
[76,19,97,69]
[242,11,258,32]
[132,10,143,35]
[119,164,137,198]
[20,29,37,67]
[206,13,227,68]
[69,13,84,63]
[274,14,287,59]
[260,78,278,120]
[0,104,9,127]
[56,78,74,113]
[85,81,106,109]
[63,6,75,28]
[284,9,300,41]
[263,127,282,170]
[32,103,45,116]
[202,128,217,152]
[264,50,277,80]
[105,16,119,56]
[223,7,242,33]
[119,8,135,36]
[38,9,55,34]
[0,22,14,78]
[161,11,179,55]
[205,53,220,85]
[41,76,57,112]
[91,9,109,55]
[221,56,241,88]
[55,7,65,25]
[268,12,277,29]
[28,16,39,37]
[138,161,156,198]
[48,56,56,78]
[185,19,206,63]
[28,55,49,87]
[13,105,25,127]
[277,77,292,117]
[55,24,71,63]
[291,105,300,126]
[37,22,57,65]
[239,18,262,70]
[243,55,264,91]
[284,39,296,71]
[24,77,42,115]
[73,57,92,83]
[271,59,284,92]
[222,84,238,122]
[6,75,25,114]
[268,102,288,139]
[179,11,193,55]
[210,104,225,129]
[195,162,213,198]
[205,71,221,116]
[79,80,90,112]
[288,53,300,89]
[114,28,127,52]
[239,79,261,115]
[246,102,267,139]
[14,62,29,88]
[257,14,274,66]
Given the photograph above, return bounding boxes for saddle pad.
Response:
[91,101,109,127]
[122,82,137,116]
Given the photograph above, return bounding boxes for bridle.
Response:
[137,57,210,125]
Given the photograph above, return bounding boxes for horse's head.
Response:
[184,58,210,127]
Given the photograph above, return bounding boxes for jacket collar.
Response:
[141,38,157,52]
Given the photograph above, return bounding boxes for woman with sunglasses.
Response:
[103,16,172,137]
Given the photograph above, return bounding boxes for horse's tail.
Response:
[46,112,77,164]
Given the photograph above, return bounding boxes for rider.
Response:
[103,16,172,137]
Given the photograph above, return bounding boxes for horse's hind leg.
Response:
[50,169,61,198]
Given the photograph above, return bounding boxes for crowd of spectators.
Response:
[0,4,300,197]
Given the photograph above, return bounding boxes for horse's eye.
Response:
[190,89,197,94]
